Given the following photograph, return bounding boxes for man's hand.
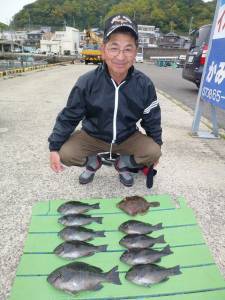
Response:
[50,151,65,173]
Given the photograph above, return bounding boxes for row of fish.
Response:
[55,201,106,259]
[118,219,182,286]
[48,200,121,295]
[47,197,182,295]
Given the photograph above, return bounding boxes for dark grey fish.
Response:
[53,241,107,259]
[47,262,121,294]
[119,234,166,249]
[58,214,103,226]
[119,220,163,235]
[120,245,173,265]
[57,201,100,215]
[125,264,181,286]
[58,226,105,241]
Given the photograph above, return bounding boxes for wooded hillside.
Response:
[12,0,216,34]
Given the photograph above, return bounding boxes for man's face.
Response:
[102,33,137,79]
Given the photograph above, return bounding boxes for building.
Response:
[40,26,80,55]
[137,25,159,48]
[0,31,27,52]
[79,31,86,48]
[0,30,27,43]
[26,30,43,48]
[157,32,190,49]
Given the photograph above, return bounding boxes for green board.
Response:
[9,195,225,299]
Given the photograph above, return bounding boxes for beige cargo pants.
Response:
[59,130,161,167]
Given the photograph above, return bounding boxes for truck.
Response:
[81,29,103,65]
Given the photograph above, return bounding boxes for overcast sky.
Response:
[0,0,214,25]
[0,0,36,24]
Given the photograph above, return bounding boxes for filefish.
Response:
[119,234,166,249]
[117,195,160,216]
[57,201,100,215]
[58,226,105,241]
[58,214,103,226]
[54,241,107,259]
[47,262,121,294]
[119,220,163,235]
[120,245,173,265]
[125,264,181,286]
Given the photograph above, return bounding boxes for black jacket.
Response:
[48,64,162,151]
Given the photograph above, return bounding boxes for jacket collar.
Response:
[102,62,135,83]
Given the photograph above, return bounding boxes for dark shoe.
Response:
[79,170,95,184]
[119,171,134,187]
[115,158,134,187]
[79,155,102,185]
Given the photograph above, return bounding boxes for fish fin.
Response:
[92,284,103,291]
[162,245,173,255]
[94,217,103,224]
[91,203,100,209]
[96,230,105,237]
[140,210,148,215]
[160,278,169,283]
[158,235,166,244]
[105,266,121,285]
[149,201,160,207]
[58,217,63,224]
[155,222,163,230]
[97,244,107,252]
[170,265,182,275]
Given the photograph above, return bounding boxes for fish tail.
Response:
[97,245,107,252]
[169,265,182,276]
[95,230,105,237]
[58,217,63,224]
[94,217,103,224]
[157,235,166,243]
[105,266,121,285]
[91,203,100,209]
[155,222,163,230]
[162,245,173,255]
[149,201,160,207]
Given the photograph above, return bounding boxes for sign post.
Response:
[192,0,225,138]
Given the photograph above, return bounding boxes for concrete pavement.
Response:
[0,64,225,299]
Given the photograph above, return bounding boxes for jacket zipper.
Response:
[110,79,125,159]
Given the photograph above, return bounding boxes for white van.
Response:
[135,52,144,63]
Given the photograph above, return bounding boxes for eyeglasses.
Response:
[106,47,136,57]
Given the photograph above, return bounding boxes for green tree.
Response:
[0,22,9,30]
[11,0,216,34]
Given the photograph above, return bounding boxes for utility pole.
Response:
[27,11,31,31]
[189,16,193,35]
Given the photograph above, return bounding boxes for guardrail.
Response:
[0,62,67,79]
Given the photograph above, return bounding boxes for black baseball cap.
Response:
[104,14,138,41]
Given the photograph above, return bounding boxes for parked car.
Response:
[182,24,212,87]
[12,48,22,53]
[176,55,186,68]
[135,52,144,63]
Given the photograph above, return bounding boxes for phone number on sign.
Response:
[202,87,223,102]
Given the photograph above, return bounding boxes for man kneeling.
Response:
[48,14,162,187]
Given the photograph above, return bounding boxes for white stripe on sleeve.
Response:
[143,100,159,114]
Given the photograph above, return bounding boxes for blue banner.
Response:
[201,0,225,110]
